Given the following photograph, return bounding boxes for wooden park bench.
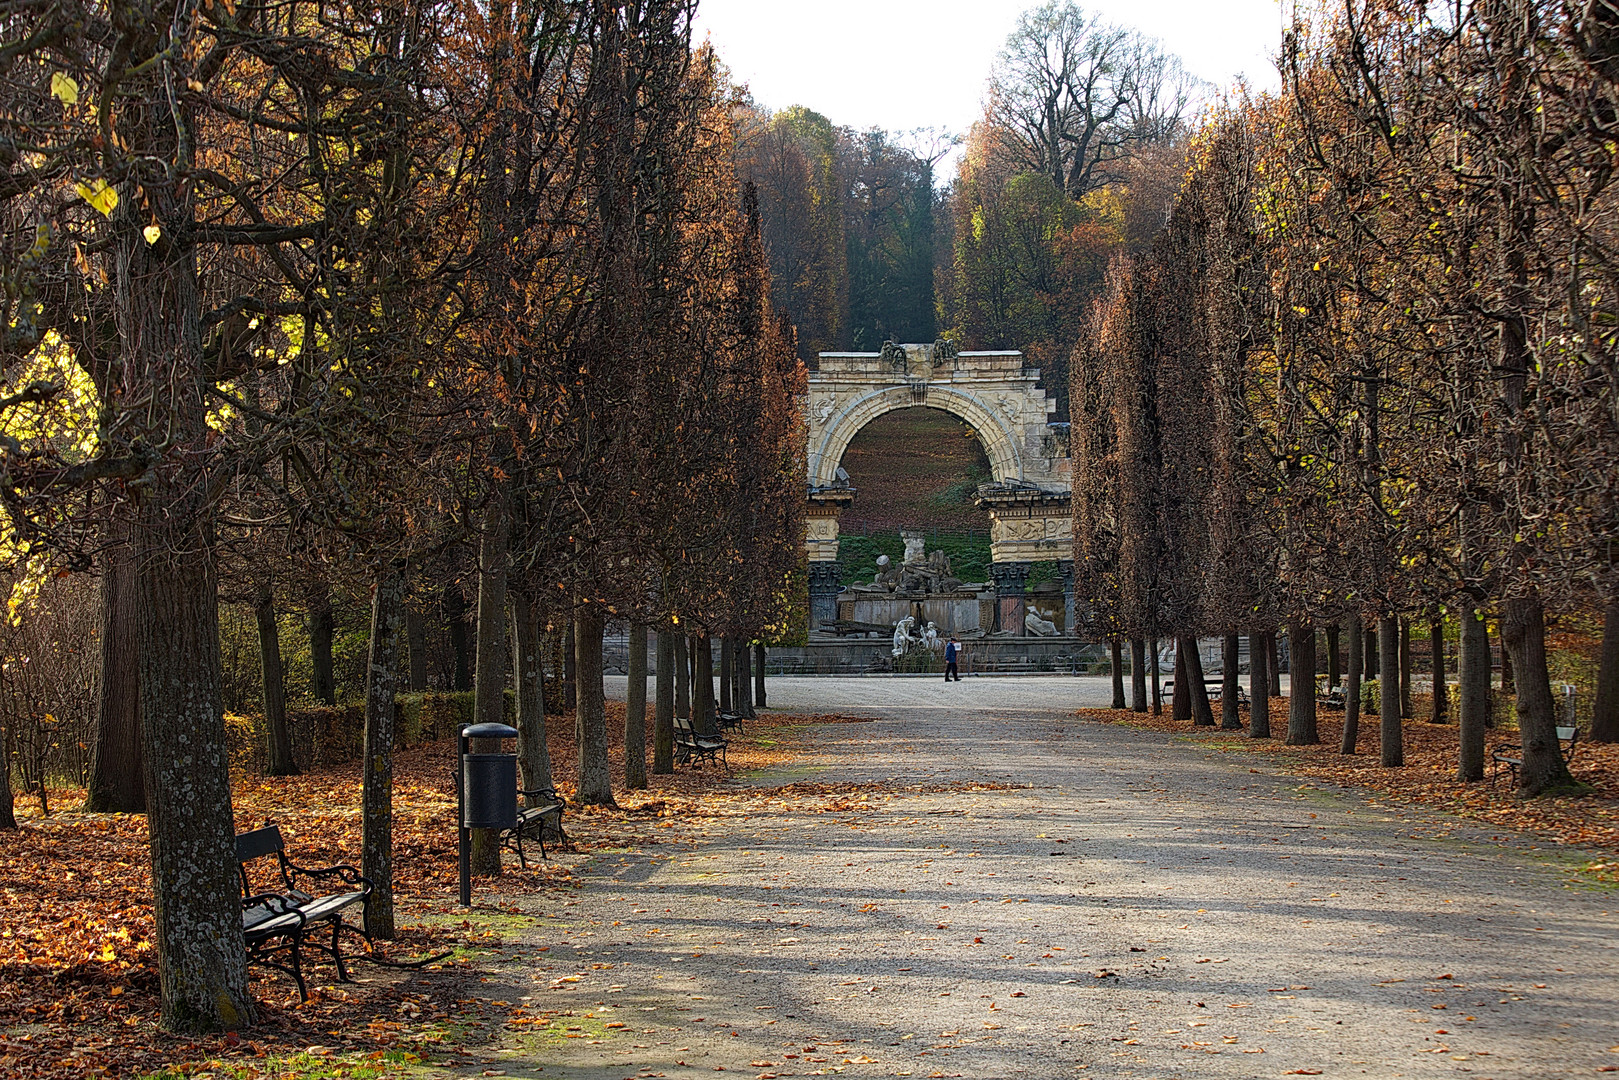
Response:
[500,787,567,868]
[674,714,728,769]
[715,710,746,733]
[1491,726,1579,788]
[236,825,372,1001]
[1318,685,1348,710]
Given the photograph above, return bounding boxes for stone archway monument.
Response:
[803,341,1073,636]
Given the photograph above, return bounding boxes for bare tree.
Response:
[989,1,1196,199]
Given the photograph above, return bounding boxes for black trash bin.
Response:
[457,722,517,904]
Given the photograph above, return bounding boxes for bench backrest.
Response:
[236,826,288,897]
[1557,725,1577,743]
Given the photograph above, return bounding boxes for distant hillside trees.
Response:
[733,107,940,359]
[942,1,1200,417]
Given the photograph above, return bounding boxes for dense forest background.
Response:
[732,1,1201,419]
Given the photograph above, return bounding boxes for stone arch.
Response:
[809,384,1023,488]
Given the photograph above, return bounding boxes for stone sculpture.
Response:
[902,530,926,565]
[892,615,917,657]
[1024,610,1059,636]
[923,622,940,652]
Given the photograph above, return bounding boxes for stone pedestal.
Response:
[808,562,843,634]
[804,483,855,637]
[991,562,1031,635]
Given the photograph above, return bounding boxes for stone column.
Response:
[991,562,1031,635]
[807,562,843,635]
[803,492,851,638]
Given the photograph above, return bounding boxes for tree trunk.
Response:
[469,497,510,877]
[654,630,676,774]
[1430,616,1448,723]
[563,617,577,712]
[574,604,614,805]
[1399,617,1414,719]
[625,622,648,790]
[445,586,473,691]
[361,565,405,939]
[1501,596,1578,794]
[1342,612,1362,755]
[0,723,13,828]
[1149,638,1162,716]
[1501,637,1516,695]
[1220,633,1242,730]
[1172,641,1191,725]
[1326,624,1341,687]
[1590,601,1619,743]
[135,527,253,1031]
[1183,635,1215,727]
[754,643,767,707]
[511,589,553,796]
[1249,631,1270,739]
[1285,619,1318,745]
[1364,626,1379,679]
[1380,615,1403,766]
[1458,605,1490,781]
[256,583,297,776]
[1110,639,1126,708]
[719,637,733,713]
[674,632,690,719]
[117,93,252,1029]
[85,536,144,813]
[307,581,336,706]
[735,640,755,718]
[1129,638,1147,712]
[406,604,429,692]
[1267,630,1281,692]
[693,634,718,733]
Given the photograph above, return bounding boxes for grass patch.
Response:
[139,1048,429,1080]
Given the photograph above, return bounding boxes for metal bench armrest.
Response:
[287,861,374,899]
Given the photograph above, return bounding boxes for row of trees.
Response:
[1073,0,1619,795]
[2,0,803,1033]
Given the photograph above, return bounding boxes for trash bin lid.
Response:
[463,722,517,739]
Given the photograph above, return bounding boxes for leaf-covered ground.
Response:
[836,406,991,534]
[1080,699,1619,875]
[0,705,855,1079]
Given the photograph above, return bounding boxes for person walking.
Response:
[944,637,962,682]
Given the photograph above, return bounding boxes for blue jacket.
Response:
[944,642,958,662]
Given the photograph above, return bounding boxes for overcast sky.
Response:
[692,0,1289,152]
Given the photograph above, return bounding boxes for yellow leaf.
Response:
[143,224,161,245]
[50,72,78,105]
[74,179,118,218]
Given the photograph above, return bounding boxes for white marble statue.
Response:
[1024,610,1059,637]
[923,622,941,651]
[902,530,926,565]
[892,615,916,657]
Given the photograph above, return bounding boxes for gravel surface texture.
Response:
[467,676,1617,1080]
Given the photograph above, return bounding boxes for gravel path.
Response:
[469,677,1617,1080]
